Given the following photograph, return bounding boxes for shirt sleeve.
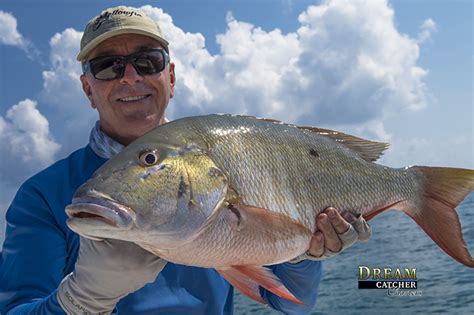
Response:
[260,260,323,315]
[0,181,68,314]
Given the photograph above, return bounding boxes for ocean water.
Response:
[234,192,474,315]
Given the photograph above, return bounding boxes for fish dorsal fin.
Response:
[248,116,389,162]
[298,126,389,162]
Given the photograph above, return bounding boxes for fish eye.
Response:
[139,149,160,166]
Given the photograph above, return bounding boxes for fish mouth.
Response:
[65,193,136,230]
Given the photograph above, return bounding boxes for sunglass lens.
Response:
[92,57,125,80]
[134,51,165,75]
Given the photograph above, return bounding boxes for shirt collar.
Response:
[88,121,124,159]
[88,119,169,159]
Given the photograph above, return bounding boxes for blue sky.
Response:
[0,0,472,242]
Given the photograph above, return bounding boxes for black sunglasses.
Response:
[82,49,170,81]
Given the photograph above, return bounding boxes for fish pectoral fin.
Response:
[217,265,304,305]
[227,204,312,236]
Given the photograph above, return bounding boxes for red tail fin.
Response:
[363,167,473,267]
[374,166,473,267]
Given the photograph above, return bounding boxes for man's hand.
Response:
[57,237,166,314]
[291,207,371,263]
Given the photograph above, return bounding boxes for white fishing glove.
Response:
[290,214,371,263]
[57,237,166,314]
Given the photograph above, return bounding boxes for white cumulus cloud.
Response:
[0,10,27,47]
[0,99,60,185]
[292,0,428,124]
[0,10,40,60]
[141,0,429,130]
[417,18,437,43]
[42,28,88,113]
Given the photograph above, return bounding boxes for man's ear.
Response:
[80,74,96,109]
[169,63,176,98]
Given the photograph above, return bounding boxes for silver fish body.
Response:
[66,114,474,304]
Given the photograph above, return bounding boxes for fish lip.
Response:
[66,195,136,229]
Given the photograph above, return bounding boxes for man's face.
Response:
[81,34,175,145]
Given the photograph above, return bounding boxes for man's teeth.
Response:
[119,95,147,102]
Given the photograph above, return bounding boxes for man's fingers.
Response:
[308,231,324,258]
[316,213,342,253]
[325,207,351,234]
[290,209,372,263]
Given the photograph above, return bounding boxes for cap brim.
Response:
[77,28,169,61]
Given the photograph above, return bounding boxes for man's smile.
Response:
[118,94,151,102]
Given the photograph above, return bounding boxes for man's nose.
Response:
[120,63,143,85]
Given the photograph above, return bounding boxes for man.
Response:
[0,6,371,315]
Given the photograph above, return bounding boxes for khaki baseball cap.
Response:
[77,6,169,61]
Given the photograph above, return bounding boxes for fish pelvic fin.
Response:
[217,265,304,305]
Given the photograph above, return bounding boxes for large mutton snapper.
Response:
[66,114,474,305]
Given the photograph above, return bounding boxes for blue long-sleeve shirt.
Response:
[0,145,322,314]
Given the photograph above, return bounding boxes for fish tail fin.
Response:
[406,166,474,267]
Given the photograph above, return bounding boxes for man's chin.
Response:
[125,116,162,138]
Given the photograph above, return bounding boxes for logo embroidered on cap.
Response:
[92,9,143,31]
